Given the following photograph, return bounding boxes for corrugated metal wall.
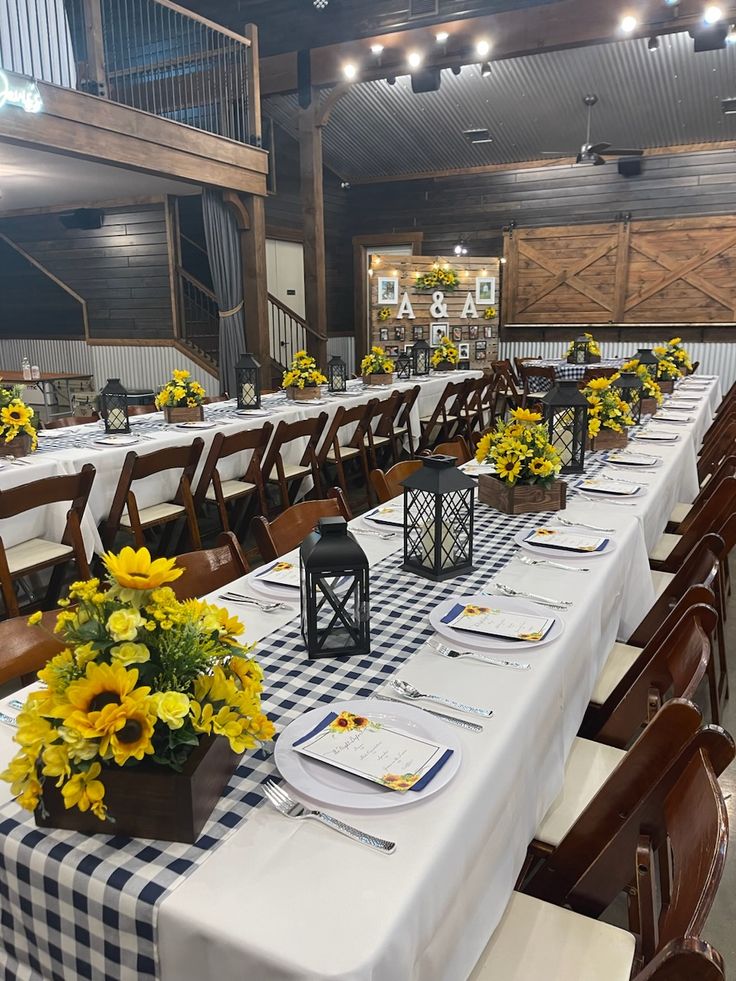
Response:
[0,339,91,376]
[500,339,736,390]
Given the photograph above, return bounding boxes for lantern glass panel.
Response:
[300,518,370,659]
[412,339,431,376]
[327,355,347,392]
[236,353,261,409]
[616,371,643,425]
[541,381,587,474]
[571,336,589,365]
[402,456,475,581]
[101,378,130,435]
[396,352,412,380]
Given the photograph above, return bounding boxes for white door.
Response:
[267,239,306,367]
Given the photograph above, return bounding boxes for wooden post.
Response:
[234,193,271,371]
[244,24,262,148]
[81,0,107,97]
[299,93,328,365]
[613,216,632,323]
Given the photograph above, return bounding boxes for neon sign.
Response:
[0,71,43,114]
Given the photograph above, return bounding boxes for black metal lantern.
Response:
[235,352,261,409]
[101,378,130,435]
[636,348,659,382]
[616,371,643,425]
[568,335,590,366]
[300,517,370,659]
[540,380,588,474]
[396,352,412,381]
[327,355,347,393]
[412,339,431,377]
[402,455,475,581]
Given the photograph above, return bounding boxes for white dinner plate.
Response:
[94,434,140,446]
[275,698,461,811]
[234,409,270,416]
[573,479,647,499]
[631,431,680,443]
[175,421,217,430]
[514,527,616,560]
[429,593,565,653]
[606,454,662,469]
[249,571,302,601]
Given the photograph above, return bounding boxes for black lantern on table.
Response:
[540,380,588,474]
[101,378,130,435]
[300,517,370,659]
[412,339,431,377]
[636,348,659,382]
[402,455,475,581]
[235,353,261,409]
[568,335,590,366]
[616,371,644,425]
[327,355,347,393]
[396,351,412,381]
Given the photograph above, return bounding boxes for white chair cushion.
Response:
[326,446,361,463]
[370,434,391,446]
[469,891,635,981]
[206,480,255,501]
[5,539,74,574]
[669,502,692,525]
[652,569,675,598]
[535,738,626,847]
[590,641,643,706]
[648,532,681,563]
[266,462,311,482]
[120,502,184,528]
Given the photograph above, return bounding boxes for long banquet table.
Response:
[0,375,721,981]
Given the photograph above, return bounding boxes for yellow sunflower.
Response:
[1,401,32,429]
[102,546,183,590]
[102,703,156,766]
[510,408,542,425]
[495,456,522,483]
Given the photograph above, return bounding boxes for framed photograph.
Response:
[394,325,405,341]
[379,327,389,342]
[475,276,497,306]
[431,322,449,345]
[412,324,425,340]
[377,276,399,304]
[458,342,470,360]
[451,326,463,342]
[475,339,487,362]
[484,325,495,339]
[468,325,479,340]
[386,345,400,357]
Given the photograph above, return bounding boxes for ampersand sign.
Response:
[430,291,448,318]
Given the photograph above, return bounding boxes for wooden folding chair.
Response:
[171,532,250,601]
[649,476,736,572]
[251,488,351,562]
[100,440,204,554]
[417,378,469,452]
[0,465,95,618]
[260,413,328,512]
[316,400,376,502]
[428,437,472,464]
[369,460,423,504]
[666,455,736,531]
[393,385,420,457]
[193,423,272,536]
[363,392,405,468]
[0,608,65,686]
[127,404,158,416]
[44,414,99,429]
[518,363,556,405]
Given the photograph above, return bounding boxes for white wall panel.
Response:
[89,345,219,396]
[327,335,356,371]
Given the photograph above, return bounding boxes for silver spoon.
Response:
[519,555,590,573]
[390,678,493,717]
[490,582,572,610]
[558,516,615,533]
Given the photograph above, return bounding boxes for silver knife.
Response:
[373,694,484,732]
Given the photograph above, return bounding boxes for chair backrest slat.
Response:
[251,489,351,561]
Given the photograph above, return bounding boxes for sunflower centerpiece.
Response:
[361,346,395,386]
[653,339,690,391]
[475,408,566,514]
[2,547,274,842]
[431,336,460,372]
[622,358,663,412]
[414,265,460,292]
[0,382,37,458]
[583,374,635,450]
[155,369,206,423]
[566,332,601,365]
[282,350,327,401]
[663,337,694,374]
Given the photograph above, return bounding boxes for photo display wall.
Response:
[369,255,501,368]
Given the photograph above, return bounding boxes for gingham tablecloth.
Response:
[526,358,626,393]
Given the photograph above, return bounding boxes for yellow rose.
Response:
[110,642,150,666]
[153,691,190,729]
[106,609,144,642]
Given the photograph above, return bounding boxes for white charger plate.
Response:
[514,527,616,560]
[275,698,461,811]
[249,568,302,601]
[631,431,680,443]
[429,593,564,653]
[175,421,216,429]
[574,480,647,499]
[94,434,140,446]
[606,453,662,469]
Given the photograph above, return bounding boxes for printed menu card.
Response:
[577,477,639,496]
[256,560,301,589]
[293,710,453,792]
[441,602,554,642]
[525,527,609,552]
[365,504,405,527]
[633,430,680,441]
[608,451,659,466]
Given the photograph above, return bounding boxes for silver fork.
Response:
[431,640,530,670]
[558,516,615,533]
[219,592,293,613]
[489,582,572,610]
[519,555,590,573]
[391,678,493,717]
[262,780,396,853]
[354,528,398,541]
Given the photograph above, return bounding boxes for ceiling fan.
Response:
[542,94,644,166]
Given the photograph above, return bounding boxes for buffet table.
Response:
[0,376,720,981]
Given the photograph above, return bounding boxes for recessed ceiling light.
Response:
[704,6,724,24]
[475,39,491,57]
[408,51,423,68]
[343,62,357,80]
[370,43,384,55]
[620,15,638,32]
[435,31,449,43]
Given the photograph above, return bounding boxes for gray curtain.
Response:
[202,188,245,397]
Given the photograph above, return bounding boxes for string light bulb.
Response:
[342,62,357,80]
[475,39,491,57]
[408,51,423,69]
[435,31,449,43]
[620,14,638,32]
[704,5,724,24]
[370,43,384,55]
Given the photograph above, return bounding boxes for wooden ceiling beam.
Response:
[260,0,734,96]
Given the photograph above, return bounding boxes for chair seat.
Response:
[120,502,185,528]
[370,434,391,447]
[590,641,643,706]
[649,532,682,563]
[326,446,361,463]
[652,569,675,598]
[206,479,255,502]
[6,538,74,575]
[535,738,626,847]
[420,414,459,424]
[669,502,692,525]
[267,462,311,482]
[469,891,636,981]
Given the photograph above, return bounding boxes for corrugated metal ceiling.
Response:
[263,31,736,180]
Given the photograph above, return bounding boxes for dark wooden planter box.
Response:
[285,385,322,401]
[0,433,33,458]
[478,474,567,514]
[433,362,456,372]
[164,405,204,424]
[587,427,629,451]
[658,380,675,394]
[566,353,601,365]
[640,397,658,416]
[363,373,394,386]
[36,736,241,843]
